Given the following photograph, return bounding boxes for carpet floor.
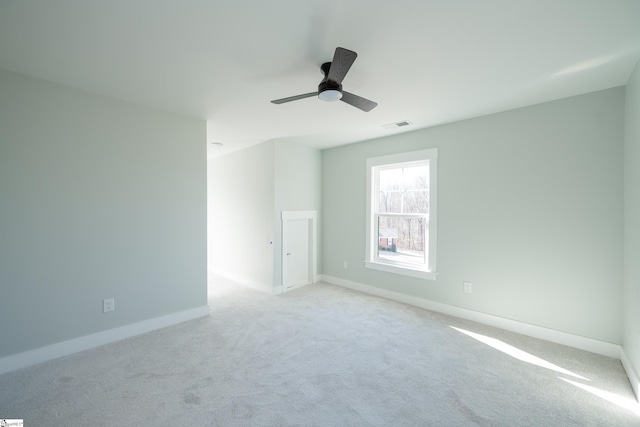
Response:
[1,275,639,426]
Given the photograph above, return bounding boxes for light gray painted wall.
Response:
[322,88,624,344]
[273,141,322,289]
[207,141,275,288]
[207,140,321,291]
[0,68,207,358]
[623,60,640,379]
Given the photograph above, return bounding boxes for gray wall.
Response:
[273,141,322,290]
[623,60,640,382]
[207,141,276,289]
[207,140,321,292]
[0,68,208,358]
[322,88,624,344]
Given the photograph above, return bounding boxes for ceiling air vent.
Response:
[382,120,412,130]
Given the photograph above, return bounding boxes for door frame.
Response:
[281,210,317,293]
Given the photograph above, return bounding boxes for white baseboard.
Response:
[209,268,275,295]
[320,275,621,359]
[621,348,640,402]
[0,305,210,375]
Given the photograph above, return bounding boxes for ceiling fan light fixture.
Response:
[318,89,343,102]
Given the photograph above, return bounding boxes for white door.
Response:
[283,218,311,290]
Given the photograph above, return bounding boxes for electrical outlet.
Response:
[103,298,115,313]
[463,281,473,294]
[344,261,349,269]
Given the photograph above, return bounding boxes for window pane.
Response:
[403,189,428,214]
[377,215,427,266]
[379,168,403,191]
[402,165,428,190]
[378,191,402,213]
[378,164,429,214]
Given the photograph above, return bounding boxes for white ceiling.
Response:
[1,1,639,158]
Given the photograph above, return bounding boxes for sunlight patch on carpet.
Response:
[559,377,640,416]
[450,326,589,381]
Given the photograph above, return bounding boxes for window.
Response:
[365,148,437,280]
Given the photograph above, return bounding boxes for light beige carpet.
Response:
[1,275,638,426]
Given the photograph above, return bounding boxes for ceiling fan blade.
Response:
[271,92,318,104]
[341,91,377,112]
[327,47,357,84]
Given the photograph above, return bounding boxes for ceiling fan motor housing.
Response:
[318,62,343,101]
[318,81,343,101]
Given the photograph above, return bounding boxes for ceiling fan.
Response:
[271,47,377,112]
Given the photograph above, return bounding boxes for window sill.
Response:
[364,261,437,281]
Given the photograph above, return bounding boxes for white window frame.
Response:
[365,148,438,280]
